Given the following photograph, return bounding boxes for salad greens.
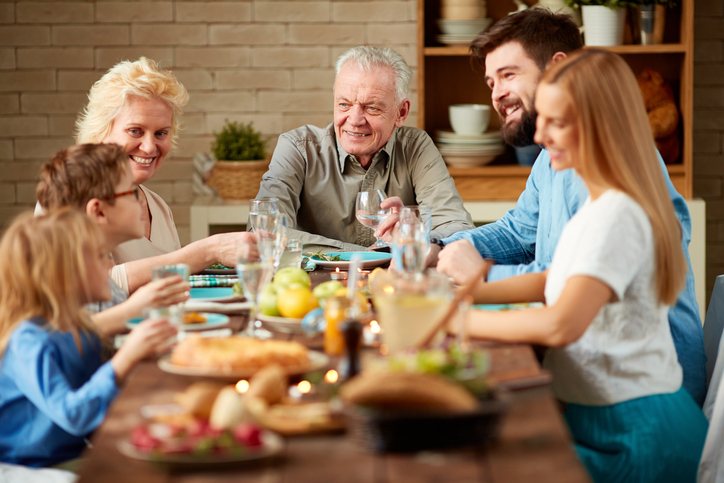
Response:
[307,250,344,262]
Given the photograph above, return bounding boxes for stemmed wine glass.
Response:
[254,212,289,274]
[391,218,430,279]
[236,245,273,339]
[355,189,390,249]
[248,197,279,233]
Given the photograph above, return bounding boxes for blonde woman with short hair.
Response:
[460,49,707,482]
[45,58,256,294]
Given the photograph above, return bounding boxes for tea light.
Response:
[330,267,348,281]
[356,269,370,288]
[363,320,382,347]
[324,369,339,384]
[288,380,314,401]
[235,379,249,394]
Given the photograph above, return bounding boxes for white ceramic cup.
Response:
[449,104,490,135]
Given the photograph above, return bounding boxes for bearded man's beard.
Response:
[500,108,537,147]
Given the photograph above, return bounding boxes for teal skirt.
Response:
[564,388,708,483]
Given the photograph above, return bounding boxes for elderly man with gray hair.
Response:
[255,46,473,252]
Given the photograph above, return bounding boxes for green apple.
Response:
[273,267,311,290]
[313,281,344,302]
[313,280,345,309]
[259,283,281,316]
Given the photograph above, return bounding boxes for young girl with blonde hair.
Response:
[462,49,707,482]
[0,209,176,467]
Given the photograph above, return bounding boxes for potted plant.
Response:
[564,0,630,46]
[208,120,269,200]
[630,0,678,45]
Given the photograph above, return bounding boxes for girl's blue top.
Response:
[0,318,119,467]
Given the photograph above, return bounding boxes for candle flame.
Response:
[235,379,249,394]
[335,267,340,273]
[325,370,339,383]
[298,380,312,394]
[357,268,362,273]
[370,320,381,334]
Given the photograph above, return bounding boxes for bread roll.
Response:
[245,364,287,404]
[340,371,478,413]
[174,381,226,419]
[209,386,251,430]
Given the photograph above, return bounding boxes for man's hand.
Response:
[436,239,494,286]
[374,196,404,242]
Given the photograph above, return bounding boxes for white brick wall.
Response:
[0,0,425,269]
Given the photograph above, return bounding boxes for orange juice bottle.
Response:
[324,296,349,356]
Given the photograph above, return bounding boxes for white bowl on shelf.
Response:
[442,153,500,168]
[437,18,492,36]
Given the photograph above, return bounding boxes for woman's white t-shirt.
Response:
[543,189,682,406]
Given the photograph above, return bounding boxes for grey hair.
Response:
[334,46,412,104]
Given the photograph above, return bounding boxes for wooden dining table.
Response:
[76,269,591,483]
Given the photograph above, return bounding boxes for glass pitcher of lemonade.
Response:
[370,271,453,353]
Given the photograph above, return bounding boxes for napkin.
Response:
[184,300,252,314]
[189,274,238,288]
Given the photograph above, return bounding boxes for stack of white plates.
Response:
[436,130,505,168]
[436,18,492,46]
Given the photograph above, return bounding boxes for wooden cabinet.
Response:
[417,0,694,199]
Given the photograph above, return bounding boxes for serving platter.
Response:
[117,430,284,470]
[312,252,392,270]
[125,313,230,331]
[190,287,238,302]
[256,314,305,334]
[157,350,330,380]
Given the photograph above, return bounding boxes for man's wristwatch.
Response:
[430,238,445,250]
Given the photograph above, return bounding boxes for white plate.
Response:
[190,287,240,302]
[125,313,231,332]
[438,145,504,154]
[117,430,284,470]
[310,251,392,270]
[157,350,330,380]
[436,130,502,140]
[257,314,305,334]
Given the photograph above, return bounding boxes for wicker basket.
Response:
[208,159,269,200]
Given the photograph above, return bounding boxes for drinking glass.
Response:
[370,271,453,353]
[278,238,303,270]
[399,205,432,240]
[236,254,273,339]
[391,220,431,278]
[248,197,279,233]
[254,212,288,274]
[355,189,389,249]
[149,264,190,340]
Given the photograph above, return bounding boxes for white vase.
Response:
[581,5,625,46]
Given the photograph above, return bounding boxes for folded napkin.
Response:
[189,274,238,288]
[184,300,252,314]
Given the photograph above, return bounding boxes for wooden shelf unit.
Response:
[417,0,694,199]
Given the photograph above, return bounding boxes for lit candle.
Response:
[235,379,249,394]
[330,267,348,281]
[363,320,382,346]
[298,380,312,394]
[325,369,339,384]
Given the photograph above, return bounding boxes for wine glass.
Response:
[249,197,279,233]
[400,205,432,256]
[236,251,273,339]
[355,189,389,249]
[254,212,288,274]
[391,219,430,278]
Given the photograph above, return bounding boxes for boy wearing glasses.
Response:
[36,143,189,336]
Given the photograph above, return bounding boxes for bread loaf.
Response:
[340,371,478,413]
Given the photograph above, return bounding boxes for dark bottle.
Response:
[340,318,363,380]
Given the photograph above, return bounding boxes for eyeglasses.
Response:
[103,187,140,201]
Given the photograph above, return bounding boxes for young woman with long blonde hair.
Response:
[0,209,176,467]
[462,49,707,482]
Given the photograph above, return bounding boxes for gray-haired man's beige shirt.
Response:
[255,123,474,251]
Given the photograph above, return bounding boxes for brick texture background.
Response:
[0,0,723,302]
[696,0,724,302]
